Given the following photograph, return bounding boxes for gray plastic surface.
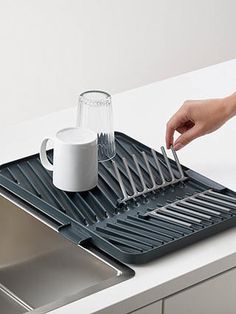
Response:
[0,132,235,264]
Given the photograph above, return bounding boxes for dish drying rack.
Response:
[112,145,186,203]
[0,132,235,264]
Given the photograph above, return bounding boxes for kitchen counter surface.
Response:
[1,59,236,313]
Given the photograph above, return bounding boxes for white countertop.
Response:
[1,59,236,314]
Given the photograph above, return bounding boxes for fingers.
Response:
[173,125,202,150]
[165,111,188,149]
[176,125,190,134]
[165,121,175,149]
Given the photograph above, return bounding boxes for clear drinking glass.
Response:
[77,90,116,162]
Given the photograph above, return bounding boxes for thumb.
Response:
[174,125,202,150]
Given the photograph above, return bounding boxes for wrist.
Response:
[224,92,236,119]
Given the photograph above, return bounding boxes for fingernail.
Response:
[174,143,184,151]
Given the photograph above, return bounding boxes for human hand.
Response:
[166,93,236,151]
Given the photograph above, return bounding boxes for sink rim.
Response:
[0,188,135,314]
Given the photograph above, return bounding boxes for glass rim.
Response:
[79,90,111,98]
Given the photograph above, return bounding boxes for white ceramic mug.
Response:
[40,127,98,192]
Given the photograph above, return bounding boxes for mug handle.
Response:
[40,138,54,171]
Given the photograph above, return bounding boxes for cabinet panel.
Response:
[129,300,162,314]
[164,267,236,314]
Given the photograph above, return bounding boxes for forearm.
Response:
[224,92,236,119]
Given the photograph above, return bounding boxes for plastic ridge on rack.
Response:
[112,145,186,203]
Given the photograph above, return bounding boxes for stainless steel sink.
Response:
[0,191,134,314]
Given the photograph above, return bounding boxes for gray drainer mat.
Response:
[0,132,236,264]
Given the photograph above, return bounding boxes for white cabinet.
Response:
[128,268,236,314]
[129,300,162,314]
[164,267,236,314]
